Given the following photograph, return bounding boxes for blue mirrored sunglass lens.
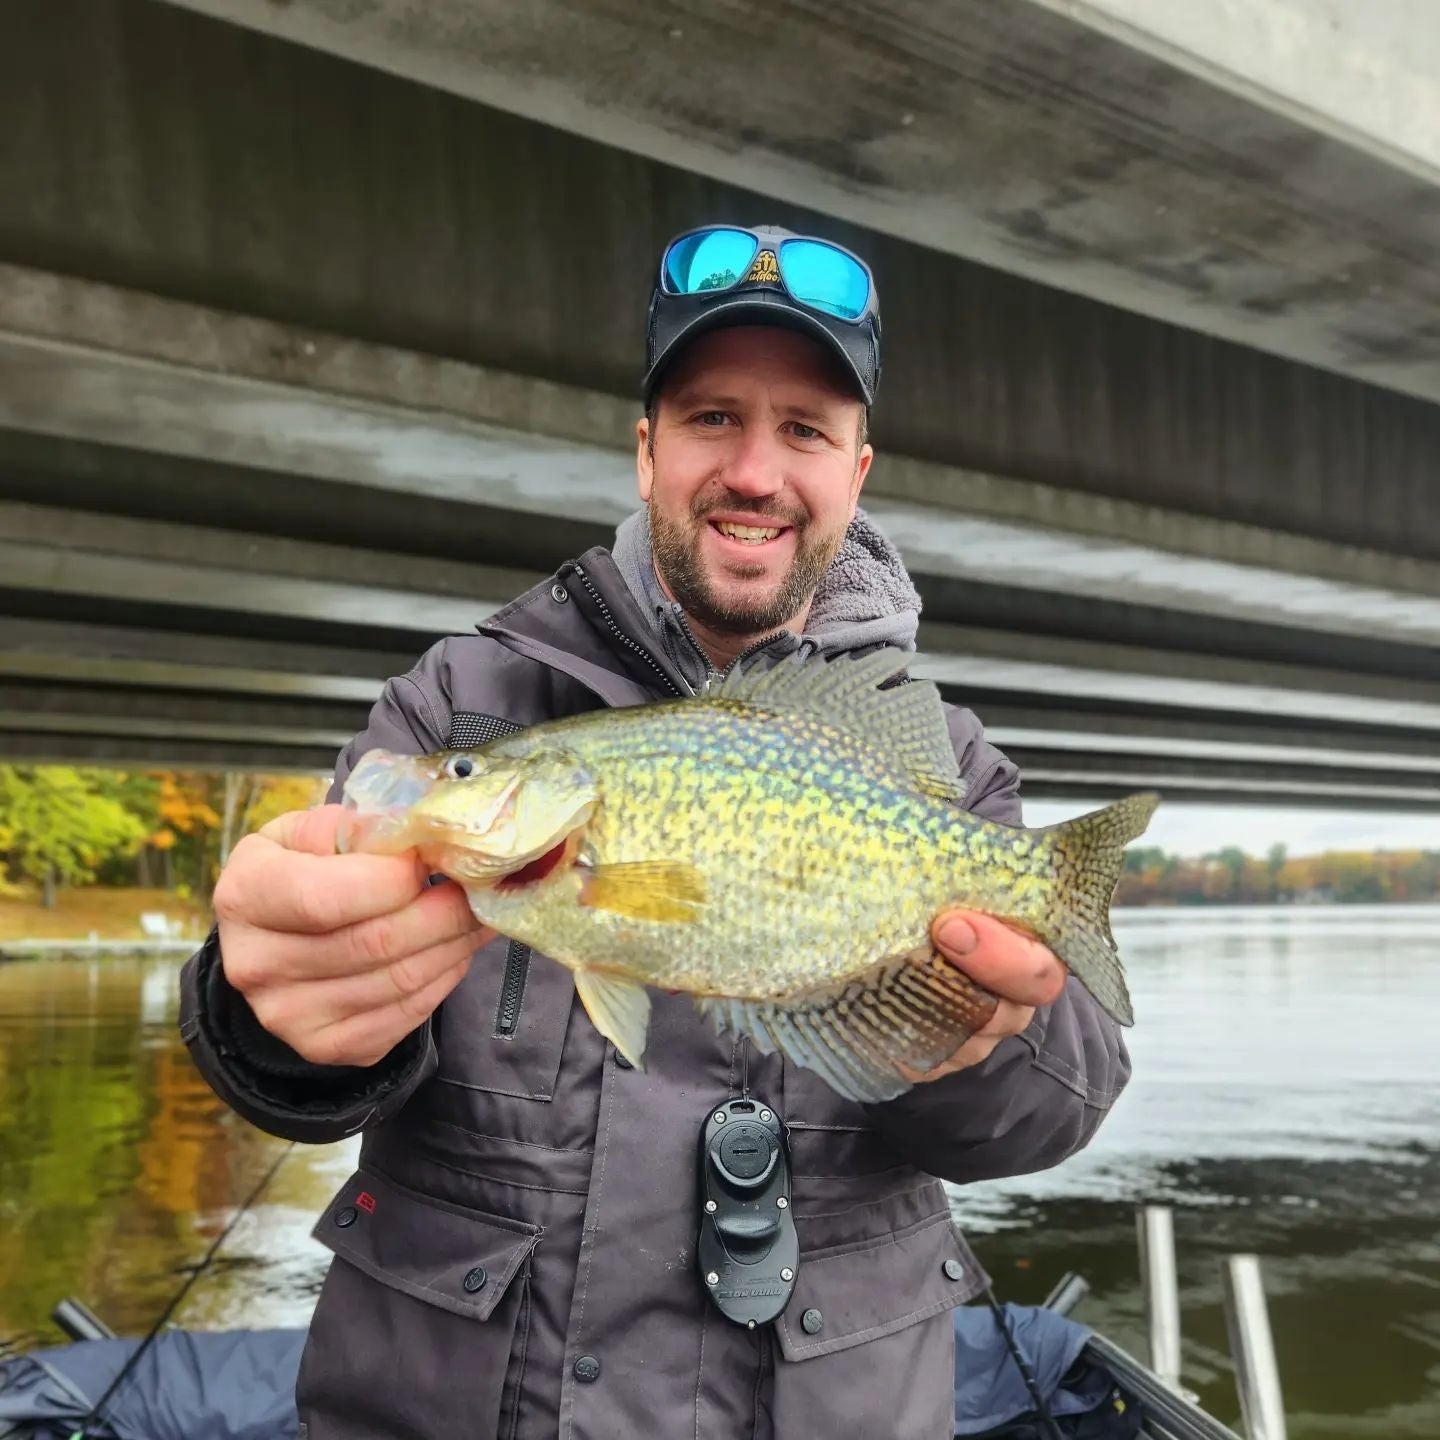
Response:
[778,240,869,320]
[664,230,759,295]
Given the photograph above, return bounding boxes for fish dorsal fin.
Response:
[715,650,966,803]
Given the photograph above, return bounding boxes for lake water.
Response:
[1,906,1437,1436]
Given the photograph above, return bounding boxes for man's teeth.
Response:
[715,521,782,544]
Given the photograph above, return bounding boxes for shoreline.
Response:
[0,938,198,961]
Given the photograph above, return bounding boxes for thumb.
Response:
[259,803,379,858]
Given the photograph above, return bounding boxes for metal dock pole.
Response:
[1137,1205,1183,1391]
[1223,1255,1287,1440]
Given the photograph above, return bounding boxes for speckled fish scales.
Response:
[346,650,1158,1102]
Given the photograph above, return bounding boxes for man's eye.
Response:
[789,422,821,440]
[696,411,730,427]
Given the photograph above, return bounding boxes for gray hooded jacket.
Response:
[178,513,1129,1440]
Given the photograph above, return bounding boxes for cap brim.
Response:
[644,291,873,406]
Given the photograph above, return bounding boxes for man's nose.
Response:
[722,431,785,499]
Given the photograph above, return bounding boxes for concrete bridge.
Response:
[2,0,1439,809]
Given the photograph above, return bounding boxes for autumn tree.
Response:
[0,766,147,906]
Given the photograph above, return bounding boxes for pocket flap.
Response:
[775,1212,982,1362]
[311,1168,539,1323]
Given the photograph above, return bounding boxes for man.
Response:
[181,223,1129,1439]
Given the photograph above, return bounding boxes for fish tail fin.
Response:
[1035,791,1159,1027]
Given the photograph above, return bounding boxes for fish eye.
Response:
[446,755,475,779]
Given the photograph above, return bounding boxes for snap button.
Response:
[801,1308,823,1335]
[463,1266,488,1293]
[613,1049,633,1069]
[574,1354,601,1383]
[943,1258,965,1281]
[551,583,569,603]
[334,1206,357,1228]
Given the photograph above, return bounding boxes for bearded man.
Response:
[181,223,1130,1439]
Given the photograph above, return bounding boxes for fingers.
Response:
[931,909,1068,1008]
[216,818,432,936]
[226,882,485,987]
[256,804,355,855]
[246,930,486,1042]
[907,998,1035,1083]
[290,952,477,1069]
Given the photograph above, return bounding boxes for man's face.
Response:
[635,326,873,638]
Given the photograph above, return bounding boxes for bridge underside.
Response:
[1,0,1438,810]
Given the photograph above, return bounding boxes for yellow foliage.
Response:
[154,773,222,834]
[243,775,328,835]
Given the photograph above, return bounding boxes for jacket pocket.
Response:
[433,931,575,1101]
[296,1167,540,1440]
[771,1212,981,1440]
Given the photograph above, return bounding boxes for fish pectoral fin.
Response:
[574,968,652,1070]
[578,861,706,924]
[695,946,1000,1103]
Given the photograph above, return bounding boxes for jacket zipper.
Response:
[494,940,531,1037]
[670,605,719,692]
[571,564,690,697]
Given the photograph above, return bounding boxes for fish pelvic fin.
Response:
[1038,791,1160,1027]
[579,860,706,923]
[716,649,967,803]
[696,945,1000,1103]
[575,968,652,1070]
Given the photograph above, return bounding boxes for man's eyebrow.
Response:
[665,388,848,427]
[667,387,743,412]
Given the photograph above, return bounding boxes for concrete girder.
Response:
[918,624,1440,732]
[4,267,1439,652]
[0,681,364,751]
[0,730,335,774]
[969,701,1440,765]
[2,721,1436,810]
[161,0,1440,404]
[0,500,541,635]
[0,618,413,702]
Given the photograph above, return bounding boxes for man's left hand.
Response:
[913,910,1068,1082]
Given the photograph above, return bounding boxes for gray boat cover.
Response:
[0,1307,1092,1438]
[0,1328,304,1439]
[954,1303,1098,1434]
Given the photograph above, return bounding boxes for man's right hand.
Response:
[213,804,492,1068]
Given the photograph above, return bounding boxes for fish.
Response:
[339,649,1158,1102]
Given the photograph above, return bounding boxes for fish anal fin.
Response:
[578,861,706,924]
[696,945,1000,1103]
[574,968,652,1070]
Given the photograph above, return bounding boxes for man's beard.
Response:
[649,489,847,638]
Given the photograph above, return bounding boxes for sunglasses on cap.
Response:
[659,225,877,324]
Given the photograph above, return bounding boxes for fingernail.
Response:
[936,915,978,955]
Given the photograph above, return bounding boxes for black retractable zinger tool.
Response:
[696,1095,799,1328]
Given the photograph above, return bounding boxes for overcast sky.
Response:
[1022,799,1439,857]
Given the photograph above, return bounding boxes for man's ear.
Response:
[636,416,654,502]
[848,442,873,515]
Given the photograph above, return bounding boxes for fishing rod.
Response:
[66,1140,296,1440]
[979,1280,1067,1440]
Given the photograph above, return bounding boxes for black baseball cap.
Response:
[643,224,882,407]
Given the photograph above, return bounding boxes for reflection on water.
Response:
[1,907,1437,1437]
[0,954,356,1344]
[949,905,1440,1439]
